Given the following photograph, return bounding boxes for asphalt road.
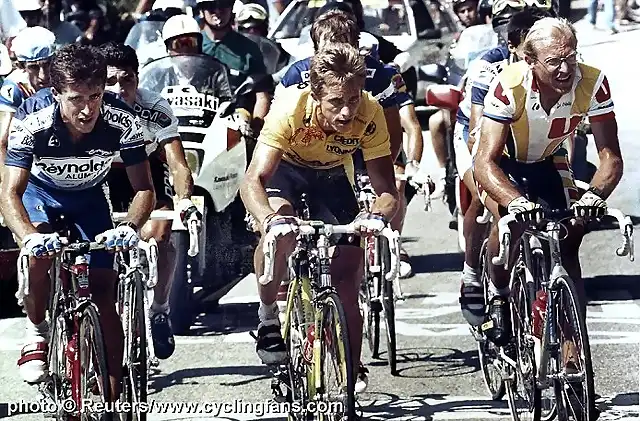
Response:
[2,19,640,421]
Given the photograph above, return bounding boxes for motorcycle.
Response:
[124,19,169,68]
[241,32,290,75]
[138,53,258,335]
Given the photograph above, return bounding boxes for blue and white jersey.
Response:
[279,55,407,109]
[6,88,147,191]
[0,70,36,113]
[456,46,511,127]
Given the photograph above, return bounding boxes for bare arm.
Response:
[473,118,521,208]
[365,155,400,221]
[467,103,483,152]
[398,104,423,162]
[0,166,37,241]
[252,91,271,132]
[163,137,193,200]
[125,160,156,229]
[0,111,13,174]
[383,106,403,160]
[588,117,623,198]
[239,142,284,227]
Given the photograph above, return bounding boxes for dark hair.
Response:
[50,44,107,93]
[101,41,139,74]
[506,8,552,47]
[310,9,359,51]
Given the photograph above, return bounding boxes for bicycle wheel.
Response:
[48,312,71,420]
[78,304,112,421]
[552,276,595,421]
[318,292,355,420]
[477,239,506,401]
[123,272,147,421]
[381,236,397,375]
[507,263,541,421]
[360,239,381,358]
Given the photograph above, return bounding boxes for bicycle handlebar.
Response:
[493,207,634,268]
[261,221,401,286]
[112,210,200,257]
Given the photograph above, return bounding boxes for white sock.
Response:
[436,167,447,180]
[151,300,169,315]
[25,319,48,343]
[462,262,480,286]
[258,302,278,323]
[488,283,509,300]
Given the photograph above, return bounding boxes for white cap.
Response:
[152,0,186,10]
[11,26,56,62]
[13,0,41,12]
[162,15,200,42]
[0,44,12,76]
[358,32,379,59]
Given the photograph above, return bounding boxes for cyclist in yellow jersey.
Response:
[240,43,399,393]
[473,17,623,349]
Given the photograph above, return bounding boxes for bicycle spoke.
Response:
[79,305,111,421]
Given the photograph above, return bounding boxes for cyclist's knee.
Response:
[428,110,444,131]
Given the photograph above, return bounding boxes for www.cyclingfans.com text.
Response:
[8,398,345,416]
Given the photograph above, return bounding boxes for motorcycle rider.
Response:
[1,44,154,397]
[196,0,272,135]
[456,6,550,326]
[0,26,56,173]
[102,41,201,360]
[240,43,399,394]
[428,0,483,200]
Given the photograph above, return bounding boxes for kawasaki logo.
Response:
[35,159,109,180]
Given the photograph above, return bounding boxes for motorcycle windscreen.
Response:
[124,21,168,68]
[138,54,235,140]
[241,33,284,75]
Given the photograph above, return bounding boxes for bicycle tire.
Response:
[78,304,112,421]
[124,272,147,421]
[477,239,506,401]
[284,278,310,421]
[507,265,541,421]
[318,292,355,420]
[381,236,397,376]
[553,276,595,421]
[48,313,70,420]
[361,240,381,358]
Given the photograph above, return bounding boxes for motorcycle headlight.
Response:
[184,149,202,175]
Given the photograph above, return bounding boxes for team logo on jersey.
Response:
[291,126,325,147]
[334,135,359,146]
[326,144,356,155]
[104,107,134,132]
[47,136,59,147]
[364,121,376,136]
[366,68,376,78]
[301,70,310,81]
[34,156,112,183]
[134,103,173,128]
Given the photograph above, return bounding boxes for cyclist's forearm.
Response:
[171,164,193,200]
[476,161,521,208]
[0,194,37,242]
[400,110,423,162]
[126,190,155,229]
[240,178,275,227]
[589,152,623,199]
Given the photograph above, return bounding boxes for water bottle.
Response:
[302,324,315,364]
[531,290,548,339]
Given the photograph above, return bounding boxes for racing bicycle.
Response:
[111,210,200,421]
[16,214,112,421]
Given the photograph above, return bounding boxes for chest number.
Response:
[548,116,582,139]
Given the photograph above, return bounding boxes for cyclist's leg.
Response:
[69,185,122,400]
[253,161,304,364]
[456,123,485,325]
[141,155,177,359]
[427,110,448,196]
[393,150,412,278]
[18,181,56,383]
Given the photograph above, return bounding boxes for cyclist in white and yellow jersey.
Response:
[473,17,623,347]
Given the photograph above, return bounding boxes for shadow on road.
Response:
[585,274,640,300]
[410,252,464,274]
[597,391,639,418]
[369,347,479,378]
[361,391,508,420]
[189,302,260,336]
[149,364,271,394]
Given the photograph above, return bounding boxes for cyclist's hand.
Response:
[404,160,420,179]
[23,232,61,258]
[507,196,543,223]
[96,225,139,251]
[572,191,607,218]
[176,198,202,228]
[353,211,386,235]
[263,214,299,238]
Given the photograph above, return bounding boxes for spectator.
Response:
[14,0,43,27]
[0,0,26,55]
[18,0,82,46]
[589,0,617,33]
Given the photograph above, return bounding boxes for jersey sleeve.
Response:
[279,62,306,88]
[371,65,400,109]
[587,74,615,122]
[0,79,25,113]
[482,76,516,123]
[5,117,34,169]
[257,89,294,151]
[152,97,180,144]
[119,116,148,166]
[470,59,500,106]
[360,103,391,161]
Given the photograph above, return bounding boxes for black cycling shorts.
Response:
[266,160,360,246]
[107,152,175,212]
[477,147,578,214]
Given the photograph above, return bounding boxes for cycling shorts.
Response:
[107,152,175,212]
[22,179,114,269]
[475,147,578,214]
[354,148,405,173]
[266,160,360,247]
[453,122,471,179]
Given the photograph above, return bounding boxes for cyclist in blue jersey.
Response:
[0,44,155,398]
[0,26,56,171]
[456,7,548,326]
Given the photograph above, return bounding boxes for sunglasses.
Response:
[168,35,199,51]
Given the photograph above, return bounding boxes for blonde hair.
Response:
[522,17,577,59]
[309,43,366,98]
